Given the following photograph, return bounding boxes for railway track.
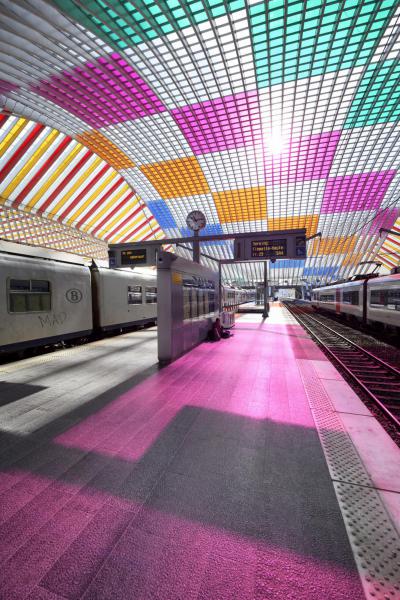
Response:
[283,302,400,432]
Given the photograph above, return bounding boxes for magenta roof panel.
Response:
[0,79,19,94]
[367,206,400,236]
[171,90,262,155]
[31,53,165,128]
[265,131,341,185]
[321,170,396,214]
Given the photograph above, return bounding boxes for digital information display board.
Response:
[251,239,287,258]
[121,248,147,265]
[234,229,307,261]
[108,244,159,268]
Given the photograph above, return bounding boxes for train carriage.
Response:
[312,273,400,332]
[0,250,92,352]
[91,265,157,331]
[0,241,157,353]
[367,274,400,328]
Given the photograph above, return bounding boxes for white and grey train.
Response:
[311,273,400,331]
[0,241,253,353]
[0,241,158,353]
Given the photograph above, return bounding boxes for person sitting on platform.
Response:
[214,317,231,339]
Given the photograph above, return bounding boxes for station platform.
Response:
[237,301,265,313]
[0,305,399,600]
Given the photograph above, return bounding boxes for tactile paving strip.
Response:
[297,358,400,600]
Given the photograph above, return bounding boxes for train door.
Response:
[335,288,341,314]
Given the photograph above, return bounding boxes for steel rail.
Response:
[283,302,400,431]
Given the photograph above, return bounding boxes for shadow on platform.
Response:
[0,381,47,406]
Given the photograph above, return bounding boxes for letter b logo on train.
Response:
[66,289,83,303]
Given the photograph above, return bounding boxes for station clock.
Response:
[186,210,206,232]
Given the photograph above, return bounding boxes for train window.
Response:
[145,287,157,303]
[388,290,400,310]
[342,290,359,305]
[31,280,50,293]
[319,294,335,302]
[370,290,385,306]
[370,289,400,309]
[8,279,51,313]
[198,289,204,317]
[209,291,215,314]
[183,279,216,320]
[128,285,142,304]
[10,279,30,291]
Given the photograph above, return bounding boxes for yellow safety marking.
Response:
[66,170,115,226]
[81,183,130,232]
[0,118,28,156]
[2,130,60,198]
[49,156,103,217]
[26,143,84,210]
[172,272,182,284]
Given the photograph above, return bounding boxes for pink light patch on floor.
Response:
[0,306,365,599]
[55,311,320,460]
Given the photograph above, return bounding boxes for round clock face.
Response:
[186,210,206,232]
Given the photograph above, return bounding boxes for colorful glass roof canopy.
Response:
[0,0,399,284]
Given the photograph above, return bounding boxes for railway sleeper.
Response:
[370,389,400,397]
[368,392,400,400]
[360,376,398,382]
[349,364,383,370]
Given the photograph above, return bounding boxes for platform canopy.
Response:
[0,0,399,285]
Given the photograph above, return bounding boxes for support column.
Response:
[218,261,222,313]
[263,261,269,318]
[193,230,200,263]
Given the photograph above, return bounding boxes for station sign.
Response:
[251,238,287,259]
[121,248,147,265]
[108,244,160,268]
[234,229,307,261]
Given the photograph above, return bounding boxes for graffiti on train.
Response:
[38,312,67,328]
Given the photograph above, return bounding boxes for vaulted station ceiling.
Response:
[0,0,399,285]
